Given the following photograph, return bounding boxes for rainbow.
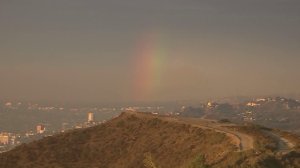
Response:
[133,32,167,101]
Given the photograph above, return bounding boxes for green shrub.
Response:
[116,120,125,127]
[147,118,162,127]
[188,154,209,168]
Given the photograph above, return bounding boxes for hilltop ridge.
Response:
[0,111,299,168]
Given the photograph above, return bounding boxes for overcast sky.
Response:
[1,0,300,103]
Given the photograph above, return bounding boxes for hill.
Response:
[180,97,300,135]
[0,112,299,168]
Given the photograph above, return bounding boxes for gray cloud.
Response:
[1,0,300,103]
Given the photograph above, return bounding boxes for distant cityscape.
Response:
[0,111,97,153]
[0,101,169,153]
[1,96,300,153]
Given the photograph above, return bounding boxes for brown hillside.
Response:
[0,112,299,168]
[0,112,236,168]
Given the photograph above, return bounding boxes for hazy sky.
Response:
[1,0,300,103]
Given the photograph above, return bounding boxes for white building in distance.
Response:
[88,112,94,123]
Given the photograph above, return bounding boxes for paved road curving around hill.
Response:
[166,117,296,153]
[263,131,296,153]
[125,111,296,152]
[126,111,254,151]
[174,117,254,151]
[178,116,297,153]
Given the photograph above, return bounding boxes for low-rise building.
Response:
[0,133,9,145]
[37,125,46,134]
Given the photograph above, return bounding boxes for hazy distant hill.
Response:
[180,97,300,135]
[0,112,299,168]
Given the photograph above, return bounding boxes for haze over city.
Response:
[1,0,300,103]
